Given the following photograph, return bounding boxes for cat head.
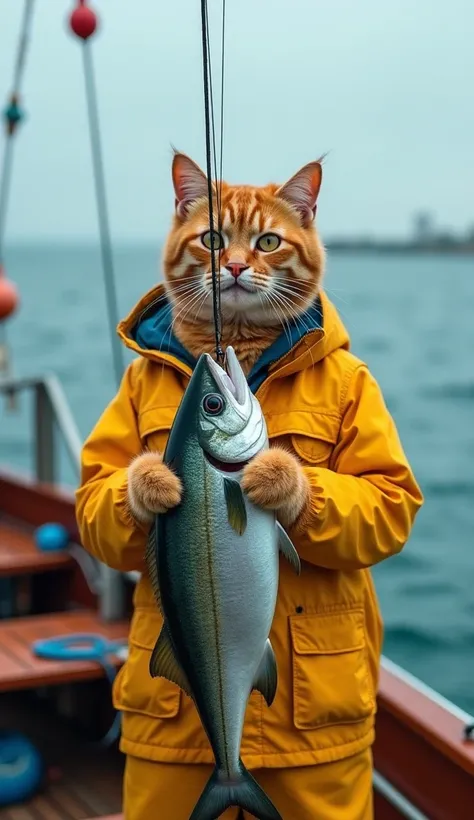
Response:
[163,152,325,326]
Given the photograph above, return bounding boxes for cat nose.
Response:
[225,262,249,279]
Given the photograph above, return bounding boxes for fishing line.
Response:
[205,0,226,326]
[200,0,226,364]
[217,1,226,329]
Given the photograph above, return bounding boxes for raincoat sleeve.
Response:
[292,364,423,571]
[75,361,147,573]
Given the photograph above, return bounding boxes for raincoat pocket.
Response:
[138,406,176,452]
[113,608,180,720]
[290,412,339,466]
[291,434,333,466]
[290,609,374,731]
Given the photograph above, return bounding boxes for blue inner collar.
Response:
[132,295,323,393]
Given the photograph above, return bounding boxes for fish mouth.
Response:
[204,451,249,473]
[205,346,247,407]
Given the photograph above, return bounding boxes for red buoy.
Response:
[0,264,19,321]
[69,1,98,41]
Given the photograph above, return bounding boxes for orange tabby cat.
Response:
[127,153,325,529]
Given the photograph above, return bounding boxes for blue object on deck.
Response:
[34,523,69,552]
[0,733,43,806]
[32,634,128,746]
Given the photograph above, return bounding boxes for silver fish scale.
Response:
[158,443,279,778]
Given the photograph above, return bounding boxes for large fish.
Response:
[145,346,300,820]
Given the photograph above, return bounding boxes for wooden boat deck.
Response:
[0,611,128,692]
[0,691,123,820]
[0,518,74,577]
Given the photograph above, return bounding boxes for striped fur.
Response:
[163,152,325,374]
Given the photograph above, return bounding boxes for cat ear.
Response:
[276,161,322,227]
[172,152,209,219]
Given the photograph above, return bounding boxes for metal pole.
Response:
[79,36,126,619]
[43,374,82,472]
[34,383,55,483]
[99,566,125,622]
[0,139,14,261]
[81,40,124,388]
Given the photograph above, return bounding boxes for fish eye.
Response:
[201,230,224,251]
[202,393,225,415]
[256,233,281,252]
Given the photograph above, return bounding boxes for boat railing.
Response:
[0,372,127,621]
[0,373,82,482]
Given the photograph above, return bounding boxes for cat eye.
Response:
[256,233,281,252]
[202,393,225,416]
[201,230,224,251]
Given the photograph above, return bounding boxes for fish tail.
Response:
[189,760,282,820]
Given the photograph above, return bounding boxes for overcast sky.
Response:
[1,0,473,242]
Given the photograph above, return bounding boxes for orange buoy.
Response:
[0,264,19,321]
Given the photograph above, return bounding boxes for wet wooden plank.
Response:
[43,787,91,820]
[65,782,117,819]
[0,470,77,535]
[0,691,123,820]
[0,611,128,692]
[1,807,39,820]
[0,519,73,577]
[0,472,100,610]
[25,795,64,820]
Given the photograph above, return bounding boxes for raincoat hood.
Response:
[117,285,350,391]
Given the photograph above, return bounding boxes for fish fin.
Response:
[252,639,278,707]
[149,624,192,697]
[144,520,162,613]
[224,477,247,536]
[276,520,301,575]
[189,760,282,820]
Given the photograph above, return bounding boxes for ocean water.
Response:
[1,243,474,714]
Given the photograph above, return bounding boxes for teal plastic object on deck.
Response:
[32,634,128,746]
[34,523,69,552]
[0,733,43,806]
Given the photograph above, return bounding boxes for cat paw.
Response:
[241,447,310,525]
[127,452,182,523]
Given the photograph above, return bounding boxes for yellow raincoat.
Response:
[76,285,422,772]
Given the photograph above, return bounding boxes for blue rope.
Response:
[32,633,127,746]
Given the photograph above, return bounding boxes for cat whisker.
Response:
[168,279,205,295]
[259,290,293,351]
[158,287,210,379]
[272,285,310,303]
[323,286,350,309]
[271,277,312,295]
[157,288,207,365]
[268,290,319,369]
[154,293,196,381]
[271,274,307,286]
[171,289,208,329]
[272,289,316,332]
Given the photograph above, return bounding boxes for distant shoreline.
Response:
[325,241,474,255]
